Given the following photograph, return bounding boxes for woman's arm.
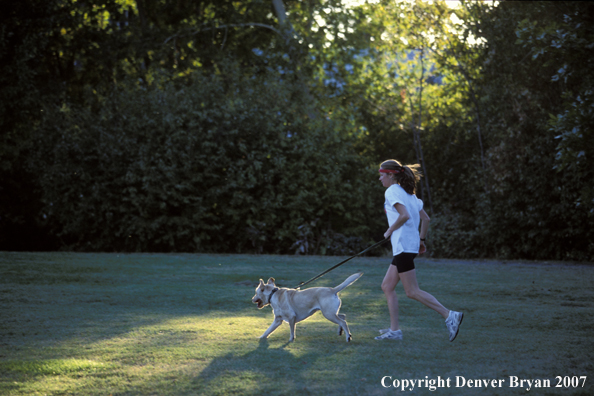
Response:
[419,209,430,254]
[384,203,410,239]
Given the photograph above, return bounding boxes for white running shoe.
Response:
[375,329,403,340]
[378,328,391,335]
[445,311,464,342]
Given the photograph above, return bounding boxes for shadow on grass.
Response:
[194,338,336,395]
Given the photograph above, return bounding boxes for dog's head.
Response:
[252,277,276,309]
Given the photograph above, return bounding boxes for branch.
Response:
[164,23,283,44]
[272,0,287,26]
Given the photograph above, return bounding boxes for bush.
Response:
[31,67,381,253]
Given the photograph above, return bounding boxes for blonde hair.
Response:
[380,159,422,195]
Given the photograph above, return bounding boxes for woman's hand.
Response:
[384,229,393,239]
[419,240,427,254]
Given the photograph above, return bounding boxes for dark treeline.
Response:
[1,0,592,260]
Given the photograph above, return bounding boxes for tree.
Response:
[463,1,594,260]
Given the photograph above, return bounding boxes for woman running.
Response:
[375,159,463,342]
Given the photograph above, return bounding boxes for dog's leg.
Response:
[288,317,297,342]
[326,313,351,342]
[322,308,351,342]
[337,313,346,336]
[260,316,283,339]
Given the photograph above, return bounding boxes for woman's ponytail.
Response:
[380,160,422,195]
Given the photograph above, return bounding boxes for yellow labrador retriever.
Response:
[252,273,362,342]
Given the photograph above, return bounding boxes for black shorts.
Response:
[391,253,417,273]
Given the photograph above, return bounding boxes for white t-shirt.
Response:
[384,184,424,256]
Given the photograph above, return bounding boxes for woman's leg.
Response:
[399,269,449,319]
[381,265,401,331]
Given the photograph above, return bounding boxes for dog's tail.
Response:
[332,273,363,294]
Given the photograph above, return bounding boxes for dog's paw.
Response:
[338,326,343,336]
[346,334,352,342]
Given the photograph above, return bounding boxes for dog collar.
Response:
[268,287,279,304]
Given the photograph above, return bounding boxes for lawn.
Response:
[1,252,593,395]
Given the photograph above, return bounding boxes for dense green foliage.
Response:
[1,1,592,260]
[461,1,594,260]
[32,66,379,253]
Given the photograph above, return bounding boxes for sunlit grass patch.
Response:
[0,358,112,376]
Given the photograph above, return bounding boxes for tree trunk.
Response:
[412,47,433,214]
[272,0,287,27]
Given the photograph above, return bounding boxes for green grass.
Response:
[1,252,593,395]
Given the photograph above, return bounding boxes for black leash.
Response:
[294,238,390,289]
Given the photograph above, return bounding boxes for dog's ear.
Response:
[266,277,275,285]
[258,279,264,288]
